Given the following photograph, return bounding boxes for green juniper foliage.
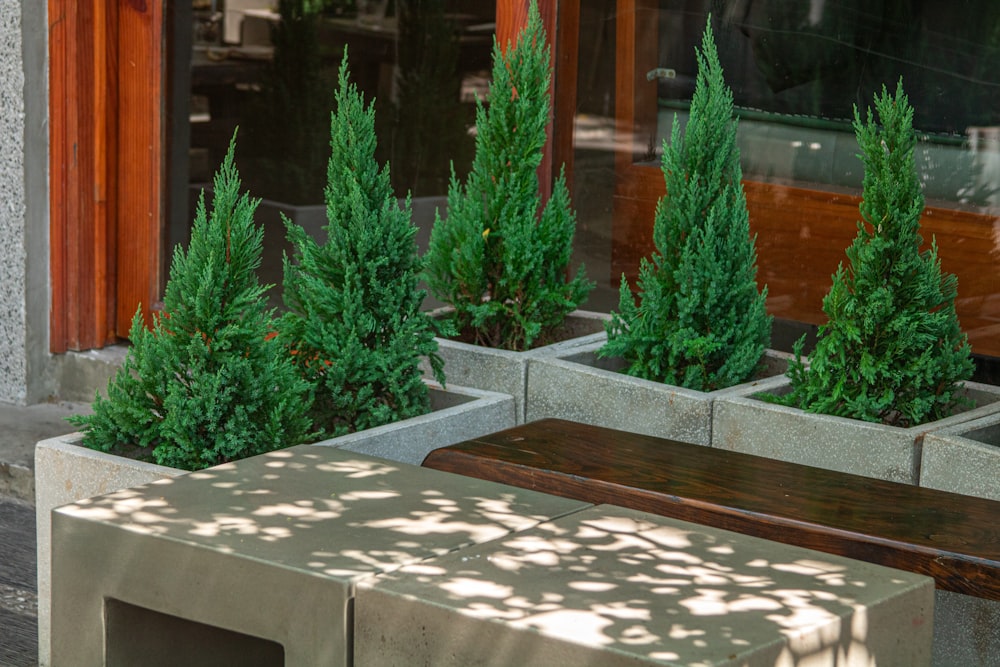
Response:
[423,0,592,351]
[279,52,444,438]
[600,20,770,392]
[69,135,313,470]
[779,81,973,426]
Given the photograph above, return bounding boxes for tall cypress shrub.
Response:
[600,20,771,391]
[70,135,313,470]
[781,81,973,426]
[279,53,444,437]
[423,0,592,351]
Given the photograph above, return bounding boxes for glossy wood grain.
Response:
[424,418,1000,600]
[48,0,163,350]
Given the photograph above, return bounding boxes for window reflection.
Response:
[178,0,495,305]
[654,1,1000,210]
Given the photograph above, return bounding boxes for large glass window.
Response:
[579,0,1000,361]
[175,1,496,303]
[653,0,1000,207]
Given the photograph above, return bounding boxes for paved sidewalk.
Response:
[1,498,38,667]
[0,401,91,506]
[0,400,90,667]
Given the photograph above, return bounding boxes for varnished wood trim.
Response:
[114,0,163,336]
[49,0,117,351]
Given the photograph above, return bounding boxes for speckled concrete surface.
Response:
[922,413,1000,501]
[0,2,28,405]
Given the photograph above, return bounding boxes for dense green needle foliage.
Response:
[70,136,314,470]
[600,21,771,391]
[279,53,444,437]
[423,0,592,351]
[779,81,974,426]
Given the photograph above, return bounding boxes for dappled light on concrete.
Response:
[49,444,589,666]
[356,506,933,666]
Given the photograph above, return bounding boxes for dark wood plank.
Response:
[423,418,1000,600]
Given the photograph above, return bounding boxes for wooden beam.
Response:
[115,0,163,336]
[49,0,117,351]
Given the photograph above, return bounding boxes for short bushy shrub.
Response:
[279,53,444,437]
[70,136,314,470]
[779,81,974,426]
[600,20,771,392]
[423,0,592,351]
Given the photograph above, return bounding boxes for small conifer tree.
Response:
[600,20,771,391]
[279,52,444,437]
[423,0,592,351]
[69,135,313,470]
[780,81,974,426]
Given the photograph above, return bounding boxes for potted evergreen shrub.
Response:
[279,52,513,465]
[712,81,1000,482]
[36,98,515,662]
[526,20,787,445]
[67,133,315,471]
[422,0,606,422]
[35,135,314,666]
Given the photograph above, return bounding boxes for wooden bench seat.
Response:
[422,418,1000,601]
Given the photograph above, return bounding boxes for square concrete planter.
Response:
[525,342,791,446]
[712,379,1000,484]
[920,417,1000,665]
[34,381,513,667]
[424,309,610,424]
[920,411,1000,501]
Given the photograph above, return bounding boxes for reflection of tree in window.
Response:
[659,1,1000,134]
[391,0,475,197]
[653,2,1000,206]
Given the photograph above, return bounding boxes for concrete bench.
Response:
[422,418,1000,601]
[50,444,588,666]
[49,436,935,666]
[357,504,933,666]
[422,418,1000,665]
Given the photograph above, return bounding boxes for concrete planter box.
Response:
[424,310,610,424]
[525,343,791,446]
[900,413,1000,667]
[921,412,1000,501]
[35,382,513,667]
[712,379,1000,484]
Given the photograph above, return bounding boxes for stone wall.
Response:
[0,1,52,405]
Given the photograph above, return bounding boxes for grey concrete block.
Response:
[933,590,1000,667]
[312,383,515,465]
[357,504,934,666]
[50,445,589,667]
[712,381,1000,484]
[425,310,610,423]
[921,412,1000,501]
[526,344,790,446]
[35,435,184,667]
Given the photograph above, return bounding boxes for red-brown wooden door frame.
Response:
[48,0,569,353]
[50,0,162,353]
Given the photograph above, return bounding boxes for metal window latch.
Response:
[646,68,677,81]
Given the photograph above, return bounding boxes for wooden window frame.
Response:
[49,0,162,353]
